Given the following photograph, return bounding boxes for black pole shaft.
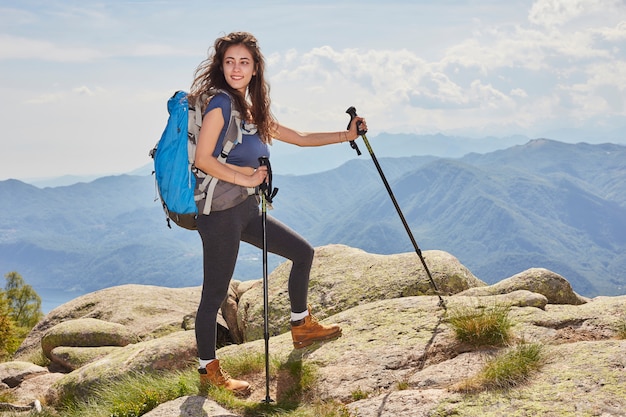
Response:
[261,194,273,403]
[362,134,446,309]
[345,107,445,309]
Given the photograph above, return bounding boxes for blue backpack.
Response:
[150,90,242,230]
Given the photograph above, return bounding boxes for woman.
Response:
[188,32,367,395]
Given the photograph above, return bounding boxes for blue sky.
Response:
[1,0,625,180]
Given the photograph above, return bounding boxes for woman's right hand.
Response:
[241,165,268,188]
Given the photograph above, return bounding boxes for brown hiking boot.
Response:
[291,307,342,349]
[199,359,251,396]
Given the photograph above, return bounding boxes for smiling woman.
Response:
[222,44,256,95]
[184,31,367,395]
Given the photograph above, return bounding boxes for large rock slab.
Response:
[218,294,626,414]
[41,318,139,359]
[50,346,122,371]
[238,245,484,342]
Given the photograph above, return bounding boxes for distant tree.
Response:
[0,291,18,361]
[4,271,43,329]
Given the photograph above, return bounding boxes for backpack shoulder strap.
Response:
[191,89,244,215]
[213,89,242,163]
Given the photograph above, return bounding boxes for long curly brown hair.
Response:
[188,32,276,144]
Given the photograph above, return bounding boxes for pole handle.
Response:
[345,106,366,156]
[258,157,278,203]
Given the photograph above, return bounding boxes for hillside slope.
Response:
[0,140,624,297]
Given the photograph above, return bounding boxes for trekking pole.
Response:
[345,107,446,310]
[258,156,278,403]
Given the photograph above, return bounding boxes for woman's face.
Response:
[222,44,256,94]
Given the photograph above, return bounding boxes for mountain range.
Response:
[0,138,624,299]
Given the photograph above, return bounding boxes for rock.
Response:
[451,290,549,310]
[142,395,239,417]
[45,330,197,404]
[496,289,549,309]
[182,280,246,346]
[347,388,452,417]
[220,280,244,344]
[236,279,260,297]
[237,245,484,342]
[14,284,202,362]
[0,361,48,388]
[9,373,63,407]
[457,267,587,305]
[41,318,139,361]
[218,294,626,416]
[50,346,122,371]
[5,245,625,416]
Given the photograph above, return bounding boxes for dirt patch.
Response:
[552,326,610,343]
[237,367,317,405]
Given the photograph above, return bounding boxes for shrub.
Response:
[0,292,19,361]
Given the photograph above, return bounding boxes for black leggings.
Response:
[195,195,314,360]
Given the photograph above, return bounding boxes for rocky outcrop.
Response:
[3,244,621,416]
[13,285,203,362]
[237,245,485,342]
[0,362,52,414]
[45,330,197,404]
[216,294,626,415]
[457,267,588,305]
[41,318,140,371]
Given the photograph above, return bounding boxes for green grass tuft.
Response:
[51,370,198,417]
[446,303,513,347]
[396,380,410,390]
[34,351,351,417]
[221,350,272,376]
[350,387,369,401]
[454,342,546,393]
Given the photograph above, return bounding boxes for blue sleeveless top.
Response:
[204,93,270,169]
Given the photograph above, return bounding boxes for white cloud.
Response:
[529,0,587,27]
[2,0,626,180]
[528,0,621,27]
[128,43,197,58]
[511,88,529,98]
[0,34,104,62]
[265,14,626,137]
[25,92,66,105]
[594,20,626,41]
[73,86,96,96]
[0,33,198,62]
[25,85,105,104]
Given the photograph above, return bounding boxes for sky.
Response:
[1,0,625,181]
